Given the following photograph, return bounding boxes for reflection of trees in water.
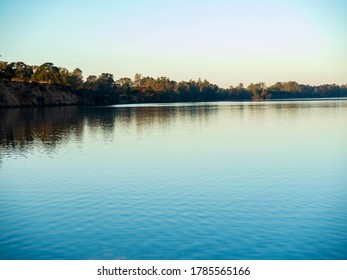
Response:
[115,104,218,134]
[243,100,345,122]
[4,101,339,157]
[84,107,118,131]
[0,104,220,156]
[0,107,85,156]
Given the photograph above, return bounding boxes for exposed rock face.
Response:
[0,81,84,107]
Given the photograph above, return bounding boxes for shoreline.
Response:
[1,96,347,109]
[1,80,347,108]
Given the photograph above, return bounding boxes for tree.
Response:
[0,61,5,79]
[259,82,267,99]
[247,83,260,100]
[96,73,115,91]
[283,81,301,92]
[116,77,132,87]
[117,77,133,102]
[134,73,142,87]
[1,59,347,104]
[84,75,98,90]
[13,62,33,82]
[247,82,268,100]
[58,67,70,86]
[0,61,15,81]
[32,62,62,84]
[70,68,83,89]
[176,81,191,94]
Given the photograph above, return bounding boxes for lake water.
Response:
[1,100,347,260]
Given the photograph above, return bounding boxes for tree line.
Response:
[1,61,346,104]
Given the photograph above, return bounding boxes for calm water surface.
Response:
[1,100,347,259]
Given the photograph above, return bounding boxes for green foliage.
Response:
[84,75,98,90]
[13,62,33,82]
[0,61,15,81]
[1,60,347,105]
[70,68,83,89]
[32,62,62,84]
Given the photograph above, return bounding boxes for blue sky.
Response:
[0,0,346,87]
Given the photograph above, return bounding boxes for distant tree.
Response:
[341,84,347,96]
[1,59,347,105]
[58,67,70,86]
[0,61,15,81]
[134,73,142,87]
[247,82,270,100]
[283,81,301,92]
[70,68,83,89]
[84,75,98,90]
[13,62,33,82]
[116,77,133,102]
[247,83,260,101]
[173,81,191,101]
[0,61,5,79]
[268,82,282,92]
[258,82,267,99]
[116,77,132,87]
[227,82,248,100]
[314,84,340,97]
[269,81,301,93]
[55,67,83,89]
[237,83,244,89]
[32,62,62,84]
[96,73,115,91]
[86,75,97,83]
[175,81,191,94]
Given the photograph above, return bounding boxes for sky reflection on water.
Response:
[0,100,347,259]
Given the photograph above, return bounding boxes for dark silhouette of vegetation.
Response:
[1,60,346,106]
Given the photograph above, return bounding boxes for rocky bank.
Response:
[0,81,84,107]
